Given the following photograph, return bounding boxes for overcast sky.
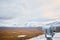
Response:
[0,0,60,27]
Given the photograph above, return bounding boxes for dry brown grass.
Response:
[0,27,44,40]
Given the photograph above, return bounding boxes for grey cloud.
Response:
[28,17,55,22]
[0,0,23,20]
[0,17,13,20]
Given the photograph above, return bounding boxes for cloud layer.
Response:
[0,0,60,27]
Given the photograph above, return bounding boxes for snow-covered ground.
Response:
[28,33,60,40]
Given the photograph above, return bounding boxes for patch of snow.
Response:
[28,33,60,40]
[17,35,27,38]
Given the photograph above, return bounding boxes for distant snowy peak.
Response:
[46,21,60,27]
[52,21,60,24]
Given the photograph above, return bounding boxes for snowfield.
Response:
[28,33,60,40]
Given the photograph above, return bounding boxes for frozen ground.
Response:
[28,33,60,40]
